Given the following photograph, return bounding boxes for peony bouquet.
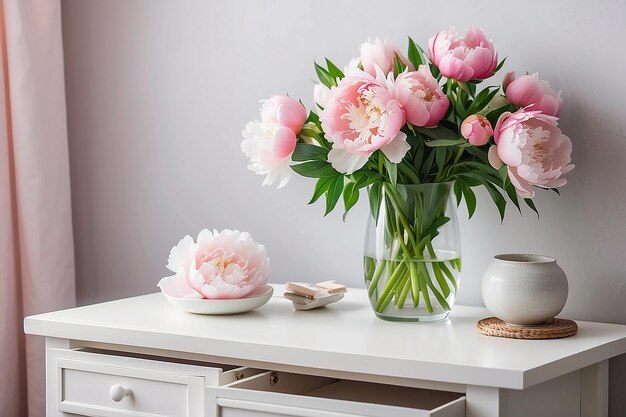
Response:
[241,28,573,321]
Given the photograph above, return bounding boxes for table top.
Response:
[24,285,626,390]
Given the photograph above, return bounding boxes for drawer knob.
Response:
[109,385,131,402]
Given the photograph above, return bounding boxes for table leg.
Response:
[46,337,70,417]
[466,385,501,417]
[581,360,609,417]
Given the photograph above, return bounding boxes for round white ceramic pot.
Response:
[482,254,568,325]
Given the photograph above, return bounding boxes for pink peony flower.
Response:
[504,73,563,117]
[349,38,412,77]
[461,114,493,146]
[158,229,270,299]
[241,95,307,188]
[320,68,409,174]
[491,110,574,198]
[394,66,449,127]
[428,27,497,82]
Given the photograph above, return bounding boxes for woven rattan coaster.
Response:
[477,317,578,340]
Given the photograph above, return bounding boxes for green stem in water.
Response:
[409,262,420,307]
[416,262,433,313]
[375,262,407,311]
[395,274,411,307]
[368,259,387,297]
[383,184,419,251]
[439,262,458,291]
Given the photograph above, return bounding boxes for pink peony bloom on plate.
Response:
[241,95,307,188]
[158,229,270,300]
[320,67,409,174]
[394,66,449,127]
[349,38,412,77]
[492,109,574,198]
[428,27,497,82]
[461,114,493,146]
[505,73,563,117]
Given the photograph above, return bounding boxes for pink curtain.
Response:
[0,1,75,416]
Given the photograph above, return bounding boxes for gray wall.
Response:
[61,1,626,414]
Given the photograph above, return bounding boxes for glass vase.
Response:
[364,182,461,322]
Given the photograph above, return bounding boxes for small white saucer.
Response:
[164,285,273,315]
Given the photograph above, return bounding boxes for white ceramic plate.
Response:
[164,285,274,315]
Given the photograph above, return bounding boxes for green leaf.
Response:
[325,58,344,80]
[551,188,561,196]
[459,172,506,221]
[393,53,407,76]
[291,143,328,162]
[324,175,344,216]
[397,162,419,184]
[486,104,516,127]
[414,126,458,141]
[465,146,489,164]
[467,86,500,114]
[524,198,539,217]
[368,182,382,222]
[383,154,398,186]
[435,147,448,173]
[467,81,477,98]
[342,181,360,220]
[413,141,424,173]
[352,171,383,189]
[461,181,477,218]
[424,138,466,147]
[314,62,336,88]
[421,150,435,178]
[429,63,441,79]
[498,165,508,187]
[454,179,463,206]
[308,176,333,204]
[495,57,507,72]
[483,182,506,222]
[422,216,450,239]
[305,111,321,127]
[407,37,423,68]
[291,161,339,178]
[504,183,522,214]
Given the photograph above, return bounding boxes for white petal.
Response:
[488,145,504,169]
[313,83,330,108]
[380,132,410,163]
[166,235,195,273]
[328,148,369,174]
[157,270,201,299]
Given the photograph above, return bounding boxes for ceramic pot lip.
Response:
[493,253,556,264]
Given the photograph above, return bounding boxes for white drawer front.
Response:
[210,371,466,417]
[49,349,219,417]
[62,365,200,417]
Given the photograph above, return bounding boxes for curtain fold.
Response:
[0,1,75,416]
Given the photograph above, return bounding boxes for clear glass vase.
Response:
[364,182,461,322]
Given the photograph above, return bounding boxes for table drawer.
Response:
[48,348,259,417]
[210,371,465,417]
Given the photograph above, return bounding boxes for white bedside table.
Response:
[24,285,626,417]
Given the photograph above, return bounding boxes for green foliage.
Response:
[314,62,337,88]
[325,58,344,80]
[407,37,423,68]
[291,160,338,178]
[393,53,407,76]
[324,175,344,216]
[291,143,328,161]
